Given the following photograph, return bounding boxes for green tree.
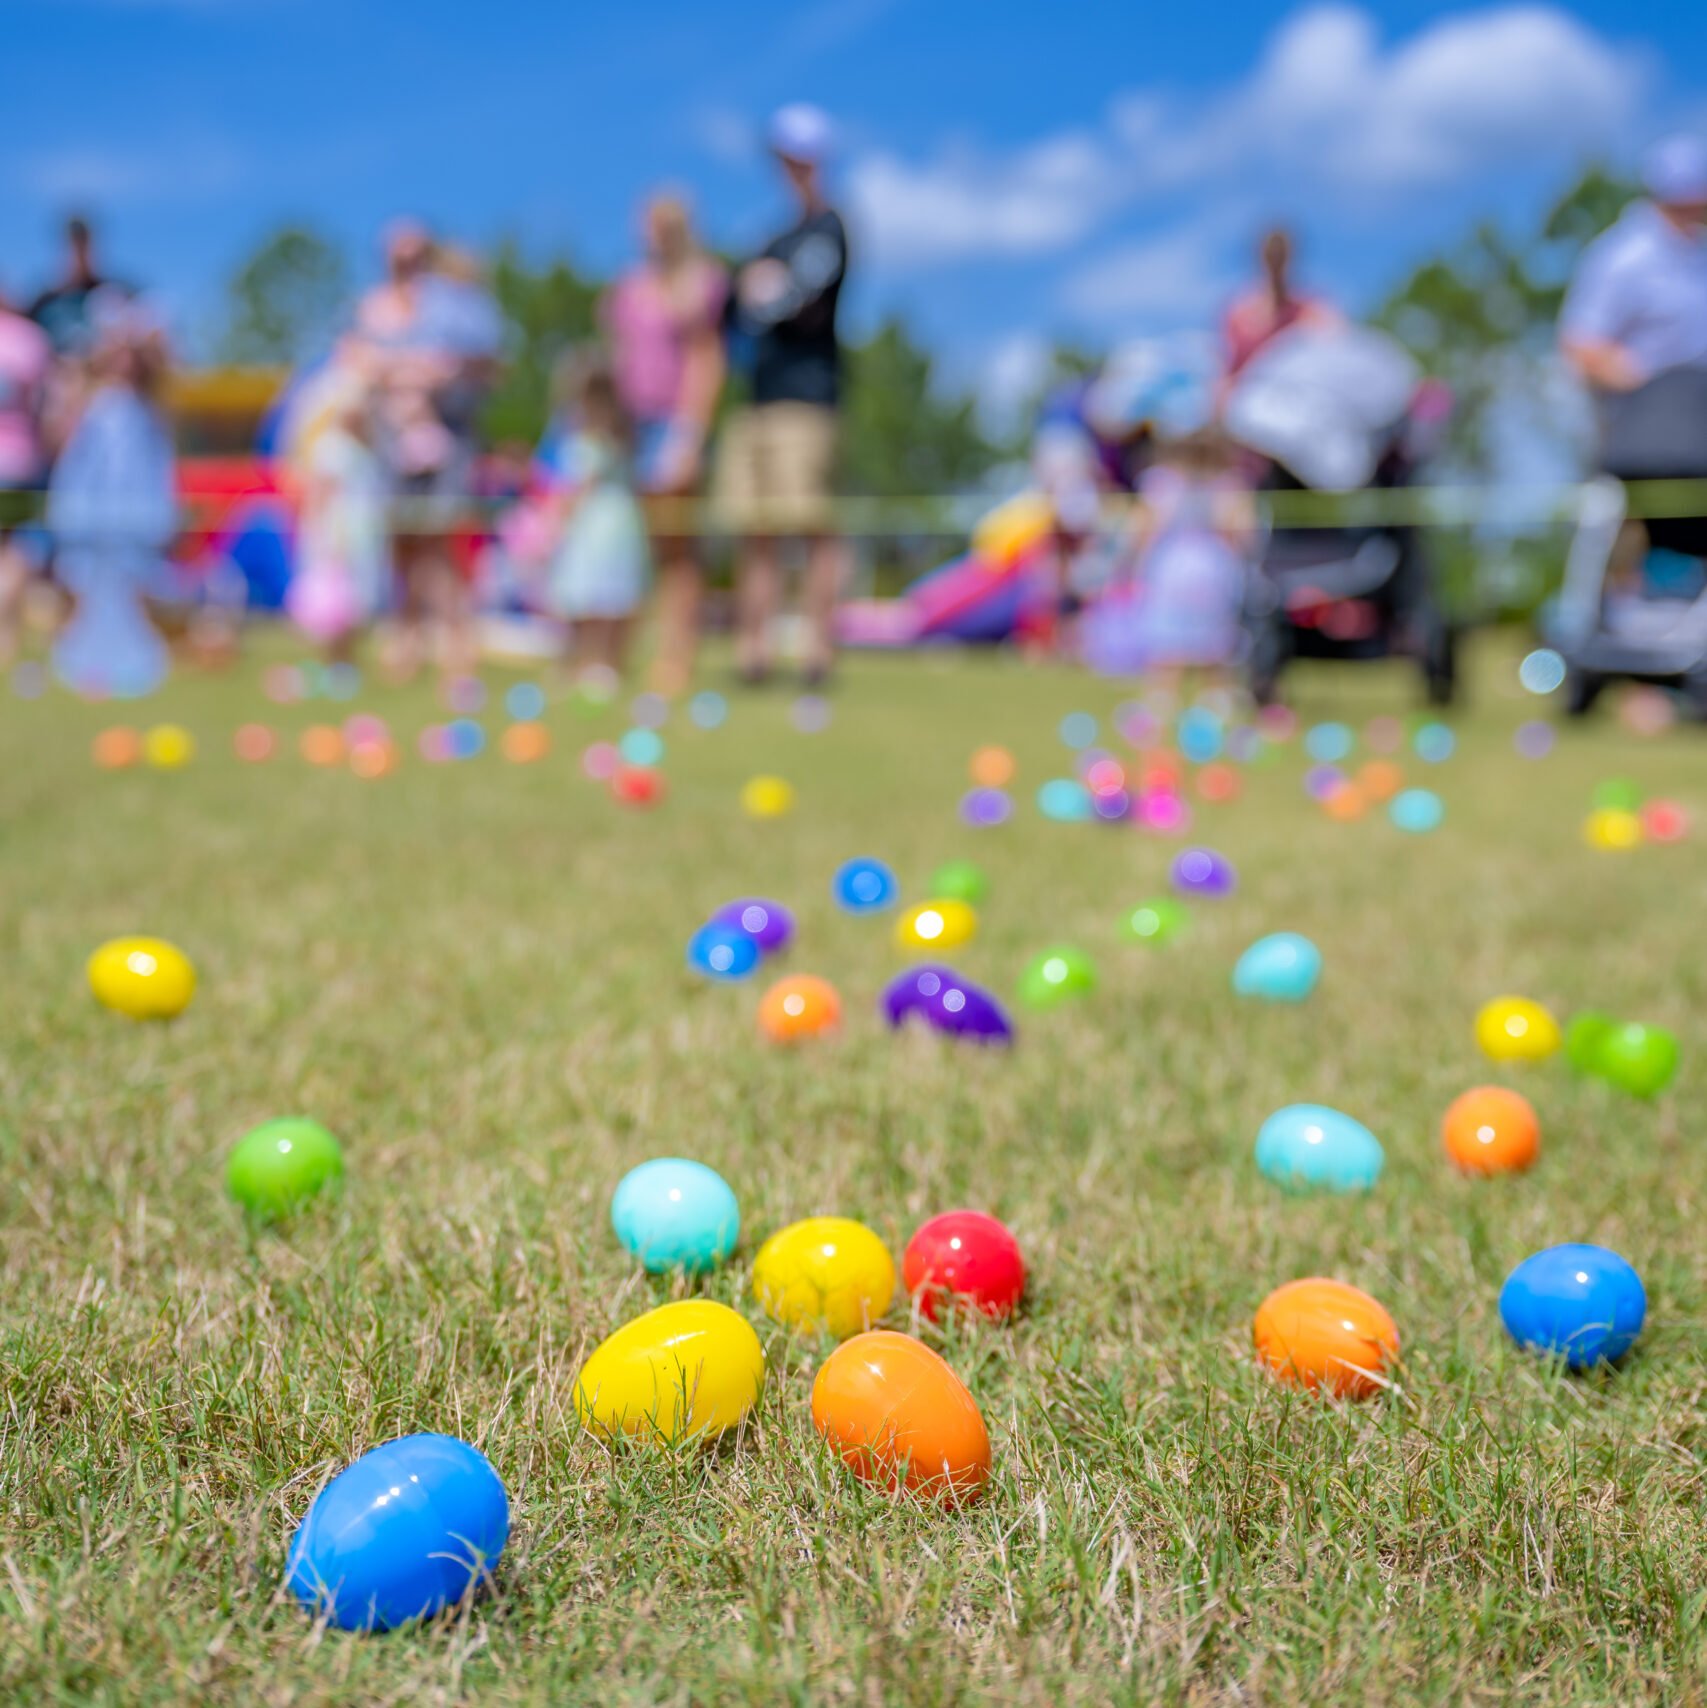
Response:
[219,226,350,367]
[840,317,996,497]
[480,242,603,447]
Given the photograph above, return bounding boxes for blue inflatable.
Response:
[1499,1244,1646,1369]
[287,1434,509,1631]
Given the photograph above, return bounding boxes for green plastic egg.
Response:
[227,1117,346,1219]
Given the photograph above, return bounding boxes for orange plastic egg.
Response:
[811,1330,991,1504]
[969,745,1015,788]
[1357,759,1404,803]
[758,974,841,1043]
[1253,1278,1399,1399]
[501,722,551,763]
[92,726,142,769]
[1322,782,1368,821]
[299,724,346,767]
[1442,1085,1539,1176]
[1196,762,1241,802]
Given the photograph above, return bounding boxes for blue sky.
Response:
[5,0,1705,419]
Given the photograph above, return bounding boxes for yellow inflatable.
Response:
[971,491,1053,570]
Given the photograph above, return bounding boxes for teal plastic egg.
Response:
[1232,933,1321,1002]
[610,1158,740,1273]
[1389,788,1444,833]
[1255,1104,1384,1192]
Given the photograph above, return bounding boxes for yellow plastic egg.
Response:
[87,936,197,1020]
[741,775,795,819]
[752,1216,896,1339]
[574,1299,765,1445]
[1582,808,1643,851]
[1474,995,1561,1064]
[894,898,978,953]
[143,724,195,769]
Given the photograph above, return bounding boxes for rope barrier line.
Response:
[4,478,1704,537]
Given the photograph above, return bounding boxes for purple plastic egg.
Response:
[1171,846,1235,896]
[882,965,955,1027]
[961,787,1012,827]
[713,898,794,955]
[928,976,1014,1044]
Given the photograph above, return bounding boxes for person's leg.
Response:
[736,537,781,682]
[385,536,428,680]
[649,540,701,697]
[608,615,636,678]
[776,404,841,683]
[0,537,26,666]
[801,533,842,684]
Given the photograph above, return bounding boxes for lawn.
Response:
[1,636,1704,1706]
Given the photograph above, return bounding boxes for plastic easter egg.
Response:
[87,936,196,1020]
[1474,996,1561,1064]
[1253,1278,1399,1399]
[1441,1087,1539,1176]
[1413,722,1455,763]
[286,1434,509,1631]
[575,1300,765,1442]
[300,724,345,767]
[961,787,1012,827]
[1593,1022,1679,1098]
[227,1117,345,1218]
[1641,799,1688,843]
[928,859,987,905]
[811,1331,991,1503]
[1196,761,1241,803]
[619,727,664,768]
[500,722,550,763]
[1122,898,1188,944]
[1037,778,1093,822]
[1177,706,1224,763]
[1171,847,1234,897]
[1591,777,1642,814]
[895,899,977,953]
[611,765,664,807]
[883,965,956,1027]
[711,897,794,956]
[752,1216,895,1338]
[1583,807,1642,850]
[1304,721,1353,763]
[1322,782,1367,822]
[834,858,898,912]
[92,726,142,768]
[687,922,760,981]
[1499,1244,1645,1369]
[926,974,1014,1044]
[741,774,794,818]
[1232,933,1321,1002]
[1255,1104,1384,1193]
[758,974,841,1043]
[1017,945,1097,1009]
[1565,1011,1614,1074]
[610,1158,740,1274]
[144,724,194,769]
[969,745,1015,788]
[689,690,728,730]
[902,1210,1025,1322]
[1357,759,1404,802]
[1389,788,1444,833]
[1058,711,1098,749]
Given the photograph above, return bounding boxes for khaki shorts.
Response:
[714,403,838,534]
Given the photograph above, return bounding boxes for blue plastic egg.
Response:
[1414,722,1455,763]
[286,1434,509,1631]
[1499,1244,1646,1369]
[687,922,760,981]
[1305,721,1353,763]
[1037,779,1094,822]
[1255,1104,1384,1192]
[833,858,898,912]
[505,682,546,721]
[1059,711,1098,749]
[1233,933,1321,1002]
[610,1157,741,1273]
[1176,706,1223,763]
[1390,788,1444,833]
[619,727,664,767]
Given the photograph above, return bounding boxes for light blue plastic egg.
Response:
[619,727,664,767]
[610,1157,740,1273]
[1177,706,1223,763]
[1255,1103,1384,1192]
[1389,788,1444,833]
[687,922,760,981]
[1038,778,1094,822]
[1499,1244,1645,1369]
[1233,933,1322,1002]
[1304,721,1353,763]
[833,857,898,912]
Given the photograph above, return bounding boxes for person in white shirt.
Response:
[1561,136,1707,394]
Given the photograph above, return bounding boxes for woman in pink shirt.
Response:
[602,195,727,695]
[0,293,52,663]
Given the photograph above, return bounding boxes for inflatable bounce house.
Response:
[837,491,1060,649]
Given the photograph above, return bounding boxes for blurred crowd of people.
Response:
[4,114,1707,703]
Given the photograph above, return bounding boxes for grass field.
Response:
[2,635,1704,1706]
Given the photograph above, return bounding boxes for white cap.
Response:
[767,103,834,167]
[1643,135,1707,207]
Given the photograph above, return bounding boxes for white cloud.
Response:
[849,4,1648,271]
[1061,220,1239,323]
[972,330,1054,432]
[9,136,248,205]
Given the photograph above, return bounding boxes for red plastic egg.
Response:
[902,1209,1025,1322]
[611,765,665,807]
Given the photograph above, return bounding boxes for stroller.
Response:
[1226,324,1459,707]
[1548,366,1707,716]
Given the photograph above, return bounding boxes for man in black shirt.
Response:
[29,216,126,356]
[717,104,847,686]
